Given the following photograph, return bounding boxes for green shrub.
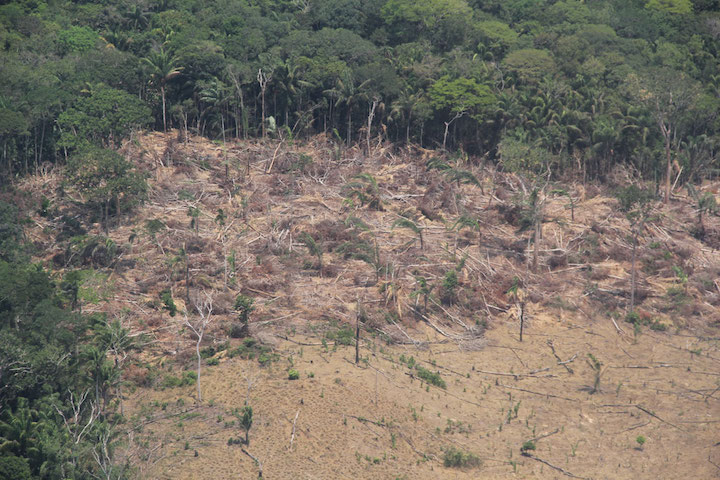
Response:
[625,311,640,324]
[649,321,668,331]
[520,440,536,453]
[443,446,482,468]
[160,289,177,316]
[161,371,197,388]
[206,357,219,366]
[440,269,459,305]
[227,338,276,365]
[288,369,300,380]
[415,366,446,389]
[324,321,355,346]
[0,454,32,480]
[228,322,248,338]
[234,295,255,324]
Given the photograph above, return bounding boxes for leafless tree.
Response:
[55,389,98,471]
[257,69,272,138]
[185,291,214,403]
[92,421,125,480]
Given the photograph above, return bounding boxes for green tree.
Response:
[66,147,147,234]
[58,84,151,151]
[57,26,99,55]
[143,47,183,132]
[393,217,425,251]
[239,405,253,445]
[645,0,692,14]
[343,173,382,210]
[324,69,370,145]
[502,49,556,85]
[428,76,496,150]
[199,77,232,177]
[300,232,324,276]
[476,21,518,59]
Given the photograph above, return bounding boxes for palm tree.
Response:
[0,398,39,458]
[273,60,314,130]
[324,70,370,145]
[299,232,323,276]
[343,173,382,210]
[390,88,422,144]
[452,214,481,252]
[393,217,424,251]
[686,183,717,237]
[199,78,232,178]
[125,4,150,30]
[143,47,182,132]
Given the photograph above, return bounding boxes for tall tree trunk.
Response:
[222,115,228,179]
[406,112,412,144]
[355,297,360,365]
[33,126,38,174]
[39,120,46,166]
[261,89,266,138]
[630,232,637,313]
[103,201,109,235]
[161,84,167,132]
[347,106,352,146]
[664,134,671,204]
[533,218,540,273]
[366,99,377,154]
[196,337,202,402]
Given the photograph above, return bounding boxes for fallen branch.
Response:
[498,383,577,402]
[475,369,556,379]
[289,409,300,451]
[612,421,651,434]
[634,404,684,431]
[241,448,263,478]
[528,428,560,443]
[522,453,589,479]
[274,334,324,346]
[547,340,575,374]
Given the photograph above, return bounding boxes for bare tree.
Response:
[185,291,214,403]
[366,97,378,155]
[55,389,98,472]
[92,421,125,480]
[632,70,700,204]
[257,69,272,139]
[442,110,465,152]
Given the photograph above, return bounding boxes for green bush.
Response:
[160,289,177,316]
[288,369,300,380]
[649,321,668,331]
[234,295,255,324]
[521,440,536,453]
[625,311,640,324]
[415,366,446,389]
[161,371,197,388]
[228,322,248,338]
[324,322,355,346]
[227,338,276,365]
[443,446,482,468]
[0,454,32,480]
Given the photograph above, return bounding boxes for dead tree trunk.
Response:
[355,297,361,365]
[185,292,214,403]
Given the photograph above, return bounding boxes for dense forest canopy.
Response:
[0,0,719,183]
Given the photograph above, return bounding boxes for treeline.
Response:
[1,0,720,181]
